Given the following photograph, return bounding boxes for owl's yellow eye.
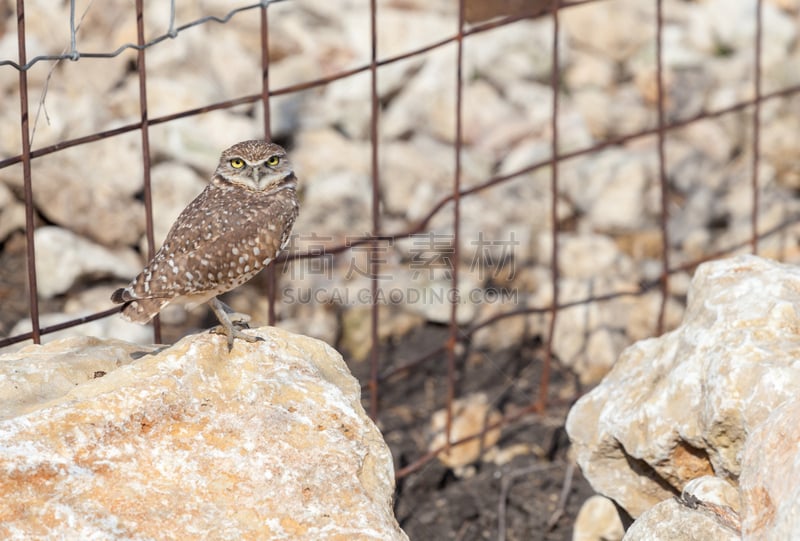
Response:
[230,158,245,169]
[266,155,280,166]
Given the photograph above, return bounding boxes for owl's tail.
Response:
[111,288,170,324]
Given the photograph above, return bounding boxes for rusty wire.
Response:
[15,0,40,345]
[1,0,796,485]
[655,0,670,336]
[751,0,763,254]
[443,0,467,448]
[368,0,382,419]
[134,0,160,344]
[538,0,562,414]
[259,3,278,327]
[0,0,290,72]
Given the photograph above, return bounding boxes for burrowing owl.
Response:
[111,140,299,349]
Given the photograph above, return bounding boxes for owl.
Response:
[111,140,299,350]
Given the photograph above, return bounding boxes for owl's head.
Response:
[215,140,296,193]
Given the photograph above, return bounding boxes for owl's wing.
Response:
[128,188,297,300]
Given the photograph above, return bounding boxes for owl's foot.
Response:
[208,297,263,351]
[208,324,263,351]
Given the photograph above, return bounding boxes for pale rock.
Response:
[541,233,632,280]
[303,60,420,140]
[626,472,742,537]
[614,229,664,261]
[504,81,555,131]
[763,49,800,94]
[291,130,374,236]
[659,23,705,69]
[687,0,796,72]
[0,182,25,242]
[667,185,718,250]
[299,169,374,237]
[471,300,537,353]
[632,66,711,122]
[675,118,735,166]
[6,285,158,348]
[581,328,631,385]
[279,305,340,347]
[761,114,800,189]
[0,108,22,159]
[623,291,685,342]
[561,148,652,231]
[148,110,262,173]
[371,8,453,60]
[622,498,739,541]
[547,288,632,385]
[380,138,463,219]
[680,223,712,259]
[0,329,407,540]
[459,80,520,147]
[740,398,800,539]
[205,23,262,99]
[259,55,322,137]
[682,476,740,515]
[9,311,154,353]
[380,46,455,141]
[0,336,155,420]
[665,271,693,299]
[518,268,645,384]
[573,495,625,541]
[291,128,370,184]
[429,392,503,474]
[21,89,97,151]
[567,255,800,520]
[565,51,616,90]
[767,0,800,11]
[406,276,481,325]
[24,135,145,246]
[562,0,654,61]
[383,47,521,144]
[340,305,425,362]
[482,442,542,467]
[111,75,218,121]
[570,88,618,140]
[34,226,142,298]
[466,18,568,88]
[555,109,595,154]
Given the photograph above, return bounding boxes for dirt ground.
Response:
[346,324,596,541]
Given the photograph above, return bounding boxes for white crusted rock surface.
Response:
[567,255,800,526]
[0,328,407,540]
[740,397,800,540]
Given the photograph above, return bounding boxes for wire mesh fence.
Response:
[2,0,799,528]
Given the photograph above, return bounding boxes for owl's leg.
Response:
[208,297,262,351]
[213,299,252,327]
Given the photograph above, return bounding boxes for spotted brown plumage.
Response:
[111,140,299,349]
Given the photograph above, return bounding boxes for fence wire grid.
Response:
[1,0,798,493]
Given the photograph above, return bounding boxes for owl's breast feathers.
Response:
[117,180,299,306]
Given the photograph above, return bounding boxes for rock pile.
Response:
[0,0,798,388]
[568,255,800,540]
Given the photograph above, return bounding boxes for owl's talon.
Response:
[208,297,263,351]
[208,325,262,351]
[231,319,251,330]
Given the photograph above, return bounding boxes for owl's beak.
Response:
[254,166,278,190]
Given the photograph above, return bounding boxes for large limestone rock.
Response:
[740,397,800,539]
[0,329,407,540]
[566,255,800,538]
